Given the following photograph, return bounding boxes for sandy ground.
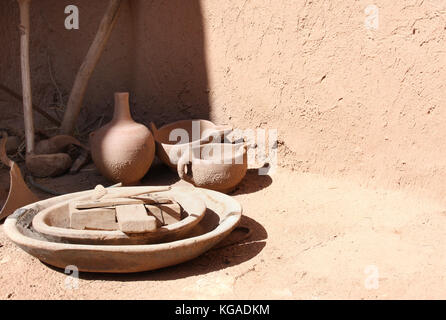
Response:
[1,162,446,300]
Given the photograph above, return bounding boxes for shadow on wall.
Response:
[129,0,210,126]
[0,0,210,133]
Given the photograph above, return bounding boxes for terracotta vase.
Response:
[90,92,155,185]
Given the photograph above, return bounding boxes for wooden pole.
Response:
[17,0,73,178]
[18,0,34,155]
[60,0,123,135]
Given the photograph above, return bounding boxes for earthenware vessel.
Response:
[31,186,207,245]
[177,143,248,193]
[4,186,242,273]
[150,120,232,169]
[90,92,155,184]
[0,135,38,221]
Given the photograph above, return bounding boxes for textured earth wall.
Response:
[201,0,446,200]
[1,0,446,198]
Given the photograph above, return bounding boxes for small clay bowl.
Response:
[31,187,206,245]
[177,143,248,193]
[150,120,232,169]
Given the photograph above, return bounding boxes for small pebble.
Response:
[1,256,10,264]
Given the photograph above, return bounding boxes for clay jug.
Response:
[90,92,155,185]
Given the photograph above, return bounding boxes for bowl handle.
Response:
[177,153,193,183]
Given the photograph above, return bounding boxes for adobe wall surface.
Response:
[1,0,445,199]
[0,0,133,133]
[202,0,446,200]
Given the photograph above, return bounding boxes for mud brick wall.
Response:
[1,0,445,199]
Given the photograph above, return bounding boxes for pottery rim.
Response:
[31,187,207,245]
[187,142,247,165]
[151,119,232,146]
[3,187,242,273]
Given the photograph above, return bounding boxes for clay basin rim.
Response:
[152,119,232,145]
[4,187,242,273]
[31,187,207,245]
[189,143,246,164]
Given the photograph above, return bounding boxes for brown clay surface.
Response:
[1,0,446,299]
[1,163,446,299]
[90,93,155,184]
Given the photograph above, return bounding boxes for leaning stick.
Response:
[17,0,34,155]
[17,0,73,178]
[60,0,123,135]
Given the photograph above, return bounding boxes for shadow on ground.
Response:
[229,169,273,196]
[27,158,271,279]
[43,215,267,281]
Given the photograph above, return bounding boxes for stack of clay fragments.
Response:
[69,185,182,234]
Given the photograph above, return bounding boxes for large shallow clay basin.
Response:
[152,119,232,169]
[31,187,207,245]
[4,188,242,273]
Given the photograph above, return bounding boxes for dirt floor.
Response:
[1,161,446,300]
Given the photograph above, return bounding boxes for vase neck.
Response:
[113,92,132,122]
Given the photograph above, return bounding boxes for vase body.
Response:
[90,92,155,185]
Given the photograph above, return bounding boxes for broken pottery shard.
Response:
[25,153,72,178]
[146,203,182,226]
[91,184,107,200]
[159,203,182,220]
[69,149,90,174]
[69,203,117,231]
[0,135,39,221]
[130,194,172,205]
[35,135,86,155]
[116,204,157,233]
[75,198,143,209]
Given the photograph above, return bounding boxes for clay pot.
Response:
[4,186,242,273]
[151,120,232,169]
[177,143,248,193]
[90,92,155,185]
[31,186,207,245]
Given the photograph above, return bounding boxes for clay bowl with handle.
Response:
[31,186,206,245]
[150,119,232,169]
[177,143,248,193]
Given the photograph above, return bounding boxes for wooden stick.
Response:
[69,149,90,174]
[60,0,123,134]
[0,84,61,126]
[18,0,34,155]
